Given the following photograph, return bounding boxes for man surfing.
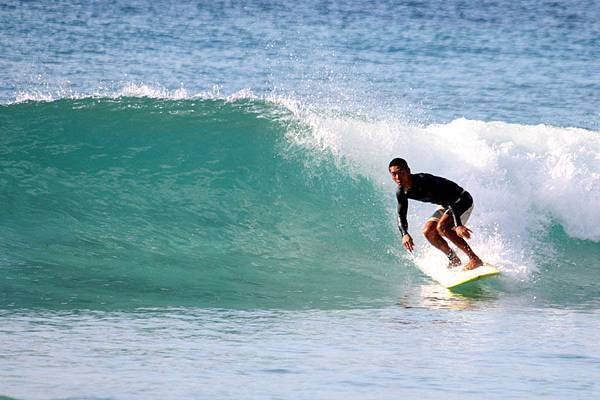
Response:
[389,158,483,270]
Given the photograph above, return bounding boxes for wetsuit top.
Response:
[396,173,466,236]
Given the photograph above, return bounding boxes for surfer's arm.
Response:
[396,193,414,253]
[396,191,409,236]
[448,207,472,239]
[448,192,472,239]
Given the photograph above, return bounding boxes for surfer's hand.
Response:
[402,234,414,253]
[454,226,472,240]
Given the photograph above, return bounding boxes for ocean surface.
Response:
[1,1,599,399]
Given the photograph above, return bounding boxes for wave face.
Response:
[1,97,599,310]
[0,98,405,310]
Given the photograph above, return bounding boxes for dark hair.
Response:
[388,158,409,171]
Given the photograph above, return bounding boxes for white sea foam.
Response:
[115,83,190,99]
[283,106,600,277]
[10,82,250,103]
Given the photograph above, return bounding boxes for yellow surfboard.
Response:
[417,261,501,289]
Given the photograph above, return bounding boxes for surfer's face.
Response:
[389,166,409,187]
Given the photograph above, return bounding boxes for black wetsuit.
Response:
[396,173,473,236]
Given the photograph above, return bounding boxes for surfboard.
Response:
[416,261,501,289]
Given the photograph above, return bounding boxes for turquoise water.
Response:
[1,98,401,310]
[1,1,600,398]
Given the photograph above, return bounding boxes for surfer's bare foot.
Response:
[463,258,483,271]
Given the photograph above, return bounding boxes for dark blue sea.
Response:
[1,1,599,398]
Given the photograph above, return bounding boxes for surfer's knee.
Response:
[422,222,438,240]
[436,221,451,237]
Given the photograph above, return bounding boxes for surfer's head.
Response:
[388,158,411,187]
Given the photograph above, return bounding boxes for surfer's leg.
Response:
[423,217,461,267]
[436,213,483,270]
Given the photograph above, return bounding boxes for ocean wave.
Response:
[1,96,598,310]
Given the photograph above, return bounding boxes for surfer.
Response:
[389,158,483,270]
